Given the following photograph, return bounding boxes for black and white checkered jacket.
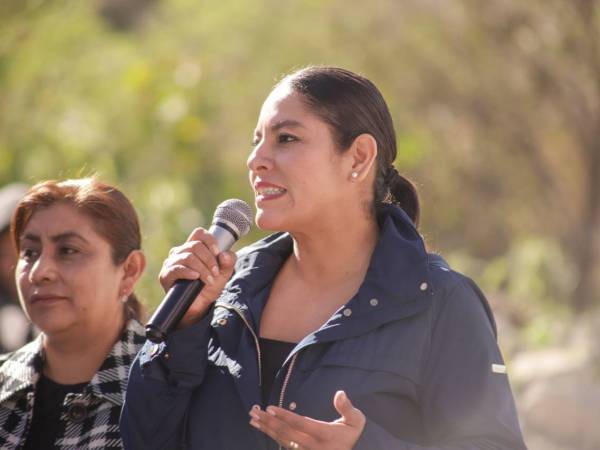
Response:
[0,320,145,449]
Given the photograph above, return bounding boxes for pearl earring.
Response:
[351,171,358,179]
[120,295,128,303]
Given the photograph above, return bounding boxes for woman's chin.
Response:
[255,211,286,232]
[30,312,76,336]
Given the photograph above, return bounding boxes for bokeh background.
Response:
[1,0,599,448]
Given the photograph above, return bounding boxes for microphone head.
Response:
[212,199,253,238]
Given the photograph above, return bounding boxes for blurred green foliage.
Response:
[1,0,599,322]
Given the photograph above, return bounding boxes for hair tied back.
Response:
[385,166,420,227]
[384,165,400,186]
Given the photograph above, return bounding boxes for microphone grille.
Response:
[212,199,253,237]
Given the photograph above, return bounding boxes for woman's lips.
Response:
[29,294,69,305]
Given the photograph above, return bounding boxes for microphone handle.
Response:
[145,279,205,343]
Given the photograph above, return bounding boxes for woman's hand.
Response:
[158,227,237,328]
[249,391,366,450]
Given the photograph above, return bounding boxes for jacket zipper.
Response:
[217,303,301,450]
[217,304,263,386]
[277,353,299,450]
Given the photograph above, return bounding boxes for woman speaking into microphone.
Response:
[121,67,527,450]
[0,178,146,450]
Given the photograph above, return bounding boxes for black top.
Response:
[22,374,87,450]
[259,337,296,407]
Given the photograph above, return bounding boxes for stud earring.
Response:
[351,171,358,179]
[120,294,128,303]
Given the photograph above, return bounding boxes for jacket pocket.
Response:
[288,345,420,423]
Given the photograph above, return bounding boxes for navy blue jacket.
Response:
[121,205,527,449]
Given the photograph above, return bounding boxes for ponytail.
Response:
[386,168,420,227]
[374,164,420,227]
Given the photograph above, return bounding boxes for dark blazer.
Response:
[121,205,527,450]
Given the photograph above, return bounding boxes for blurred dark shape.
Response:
[0,183,35,353]
[96,0,158,31]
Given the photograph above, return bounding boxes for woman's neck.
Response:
[289,214,379,286]
[42,316,125,385]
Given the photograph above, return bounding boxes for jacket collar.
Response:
[0,320,145,405]
[214,232,291,326]
[297,205,433,350]
[361,204,431,304]
[87,319,146,405]
[0,337,42,403]
[216,205,432,333]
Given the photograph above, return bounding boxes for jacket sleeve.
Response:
[353,274,528,450]
[120,313,213,450]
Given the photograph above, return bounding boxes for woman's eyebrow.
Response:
[51,231,90,245]
[254,120,307,137]
[20,231,90,245]
[271,119,306,131]
[20,233,40,243]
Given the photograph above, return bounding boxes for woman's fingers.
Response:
[186,227,220,254]
[249,406,320,450]
[159,228,221,291]
[264,407,327,436]
[159,263,201,286]
[168,251,237,328]
[217,251,236,270]
[333,391,365,429]
[160,253,211,288]
[158,228,239,328]
[248,393,367,450]
[177,241,220,276]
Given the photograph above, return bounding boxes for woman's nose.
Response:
[247,140,272,172]
[29,253,57,284]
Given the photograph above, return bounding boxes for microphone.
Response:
[145,199,253,343]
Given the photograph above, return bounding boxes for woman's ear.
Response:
[347,133,378,182]
[119,250,146,298]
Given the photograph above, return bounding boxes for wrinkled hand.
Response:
[158,227,237,328]
[249,391,366,450]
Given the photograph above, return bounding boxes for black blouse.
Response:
[259,337,296,407]
[22,374,87,450]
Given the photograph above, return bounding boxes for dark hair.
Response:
[11,177,146,321]
[281,66,420,226]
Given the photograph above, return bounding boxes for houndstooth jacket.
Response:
[0,320,145,450]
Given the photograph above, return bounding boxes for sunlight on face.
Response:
[16,203,125,337]
[247,85,352,233]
